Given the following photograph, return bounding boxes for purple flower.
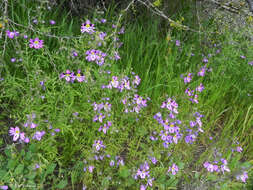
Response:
[101,19,106,23]
[248,61,253,66]
[202,58,208,63]
[9,127,20,141]
[49,20,56,25]
[99,32,107,40]
[10,58,16,62]
[168,163,179,175]
[133,75,141,86]
[88,165,94,173]
[203,162,214,172]
[184,73,193,84]
[72,51,78,57]
[149,157,158,164]
[93,140,105,151]
[81,20,95,34]
[114,51,120,60]
[240,55,246,59]
[6,30,19,38]
[236,146,243,153]
[196,83,204,92]
[32,131,45,141]
[236,171,248,183]
[0,186,8,190]
[198,66,206,77]
[60,70,74,82]
[110,160,115,166]
[86,49,98,62]
[73,70,86,82]
[175,40,180,46]
[29,38,43,49]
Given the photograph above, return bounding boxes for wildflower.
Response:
[6,30,19,38]
[104,102,111,112]
[236,171,248,183]
[9,127,20,141]
[99,32,106,40]
[110,160,115,166]
[168,163,179,175]
[93,140,105,151]
[29,38,43,49]
[196,83,204,92]
[202,58,208,63]
[49,20,55,25]
[86,49,98,62]
[203,162,214,172]
[248,61,253,66]
[114,51,120,60]
[184,73,193,84]
[60,70,74,82]
[240,55,246,59]
[88,165,94,173]
[101,19,106,23]
[33,19,38,24]
[140,184,147,190]
[35,163,40,169]
[0,186,8,190]
[149,157,158,164]
[118,27,125,34]
[175,40,180,46]
[32,131,45,141]
[198,65,206,77]
[81,20,95,34]
[10,58,16,62]
[111,76,119,88]
[73,70,86,82]
[236,146,243,153]
[93,113,105,123]
[133,75,141,86]
[72,51,78,57]
[99,123,109,134]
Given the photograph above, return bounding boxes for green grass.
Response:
[0,0,252,189]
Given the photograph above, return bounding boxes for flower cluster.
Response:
[183,73,193,84]
[85,49,107,66]
[105,75,141,92]
[134,162,154,190]
[6,30,19,38]
[203,158,230,174]
[9,126,29,143]
[236,171,248,183]
[122,94,149,114]
[29,38,43,49]
[60,70,86,82]
[92,98,112,134]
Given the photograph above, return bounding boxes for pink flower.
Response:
[9,127,20,141]
[29,38,43,49]
[168,163,179,175]
[81,20,95,34]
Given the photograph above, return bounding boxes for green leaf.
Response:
[45,163,56,175]
[55,179,68,189]
[119,166,130,178]
[0,169,6,178]
[29,144,37,153]
[7,159,17,170]
[14,164,24,175]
